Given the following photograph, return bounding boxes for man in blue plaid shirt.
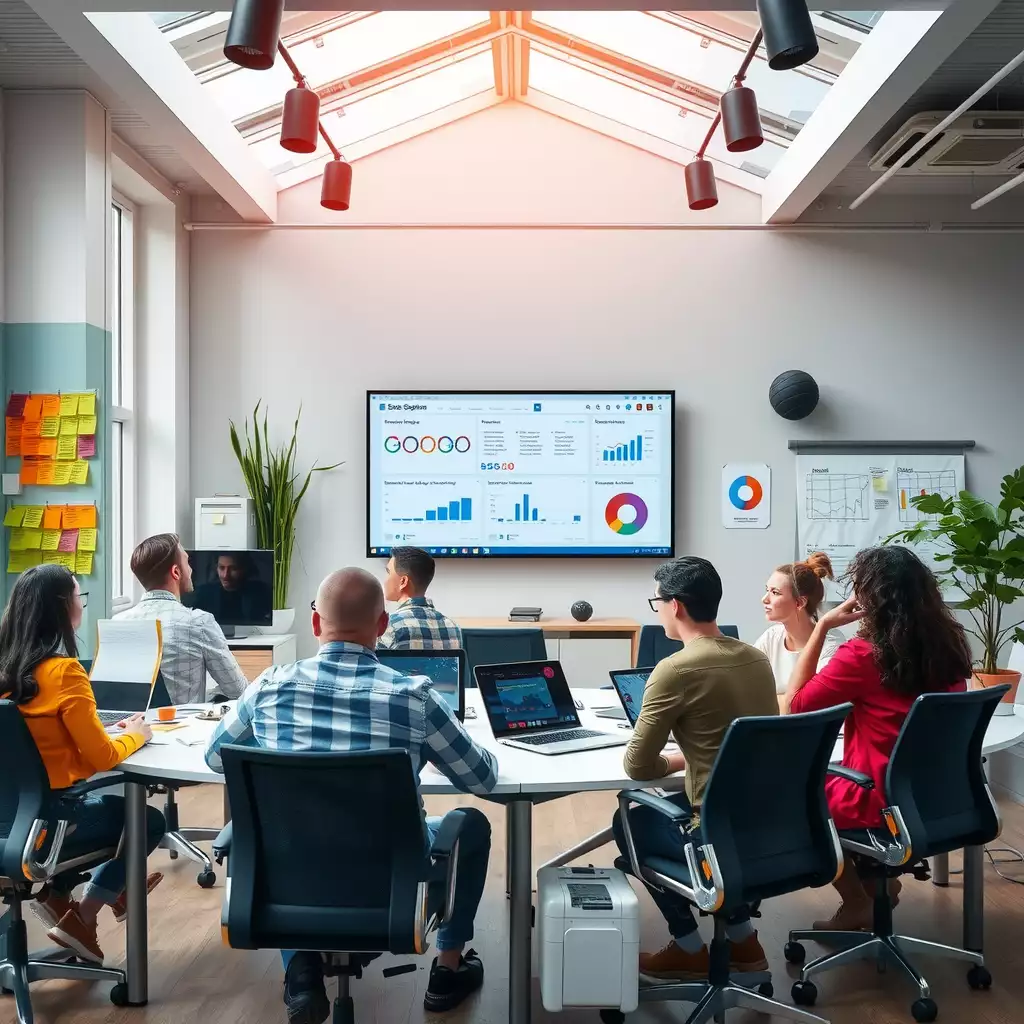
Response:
[205,568,497,1023]
[378,547,463,650]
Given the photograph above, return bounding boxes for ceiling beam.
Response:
[24,2,278,221]
[760,1,1003,224]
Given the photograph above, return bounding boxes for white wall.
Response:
[189,103,1024,654]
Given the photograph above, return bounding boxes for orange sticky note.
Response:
[43,506,64,530]
[40,395,61,418]
[5,420,22,457]
[20,436,40,457]
[22,419,41,439]
[19,460,38,485]
[36,439,57,458]
[35,461,55,485]
[23,396,43,420]
[63,505,97,529]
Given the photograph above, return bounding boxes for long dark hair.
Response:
[0,564,79,704]
[848,546,971,696]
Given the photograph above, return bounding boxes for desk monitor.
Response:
[183,549,274,634]
[376,649,466,721]
[608,667,656,727]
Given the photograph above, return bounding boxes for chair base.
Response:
[161,831,215,881]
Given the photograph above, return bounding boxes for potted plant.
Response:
[229,402,342,633]
[888,466,1024,714]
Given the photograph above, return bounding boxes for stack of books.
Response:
[509,606,543,622]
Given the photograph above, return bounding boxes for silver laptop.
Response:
[89,676,155,726]
[474,660,627,755]
[608,667,656,727]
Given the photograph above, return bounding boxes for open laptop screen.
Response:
[474,660,579,738]
[609,668,655,727]
[376,649,466,721]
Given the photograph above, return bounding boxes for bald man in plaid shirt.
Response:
[206,568,496,1023]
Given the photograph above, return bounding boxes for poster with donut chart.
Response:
[722,463,771,529]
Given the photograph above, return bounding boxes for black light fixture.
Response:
[280,86,320,153]
[720,85,763,153]
[321,158,353,211]
[756,0,819,71]
[685,158,718,211]
[224,0,285,70]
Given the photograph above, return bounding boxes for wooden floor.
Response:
[9,786,1024,1024]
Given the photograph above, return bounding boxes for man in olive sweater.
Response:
[612,556,777,980]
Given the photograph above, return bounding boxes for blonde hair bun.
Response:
[802,551,834,580]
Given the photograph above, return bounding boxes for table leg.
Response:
[963,844,984,953]
[124,780,149,1005]
[932,851,949,886]
[508,799,533,1024]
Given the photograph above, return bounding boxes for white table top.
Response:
[115,693,1024,797]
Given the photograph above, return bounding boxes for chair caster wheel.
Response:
[792,981,817,1007]
[110,983,131,1007]
[911,997,938,1022]
[196,870,216,888]
[599,1011,626,1023]
[757,982,773,997]
[784,941,806,965]
[967,965,992,990]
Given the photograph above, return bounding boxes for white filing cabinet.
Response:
[194,497,256,550]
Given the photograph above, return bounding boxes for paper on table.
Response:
[40,417,59,438]
[40,395,61,418]
[53,463,73,486]
[23,396,43,420]
[56,436,78,460]
[41,529,61,551]
[77,416,97,435]
[90,619,163,686]
[76,393,96,417]
[7,550,41,573]
[5,394,27,417]
[21,506,43,528]
[75,551,93,575]
[2,506,24,528]
[58,529,79,552]
[77,435,96,459]
[59,394,79,417]
[42,506,64,530]
[78,527,97,552]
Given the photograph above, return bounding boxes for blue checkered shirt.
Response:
[204,641,497,799]
[378,597,463,651]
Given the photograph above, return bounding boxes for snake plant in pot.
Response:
[888,466,1024,714]
[229,403,342,633]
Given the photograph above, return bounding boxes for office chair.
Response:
[604,703,850,1024]
[786,687,1006,1024]
[214,745,467,1024]
[0,702,129,1023]
[634,624,740,668]
[461,627,547,684]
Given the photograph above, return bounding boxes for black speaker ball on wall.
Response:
[770,370,819,421]
[570,601,593,622]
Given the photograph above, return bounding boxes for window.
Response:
[110,196,136,609]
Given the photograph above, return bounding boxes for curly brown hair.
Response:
[846,546,972,696]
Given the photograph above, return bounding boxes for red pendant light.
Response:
[321,159,353,211]
[280,86,320,154]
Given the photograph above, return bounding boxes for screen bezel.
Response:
[473,659,579,737]
[365,390,676,559]
[609,667,655,727]
[374,648,467,721]
[182,549,275,627]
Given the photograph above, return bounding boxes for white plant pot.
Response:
[260,608,295,635]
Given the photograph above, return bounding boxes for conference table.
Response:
[114,692,1024,1024]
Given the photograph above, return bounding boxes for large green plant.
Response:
[888,466,1024,674]
[229,403,342,610]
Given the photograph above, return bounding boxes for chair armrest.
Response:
[429,811,467,925]
[212,822,232,863]
[59,773,122,802]
[828,765,874,789]
[619,789,691,822]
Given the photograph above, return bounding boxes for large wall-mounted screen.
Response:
[367,391,675,558]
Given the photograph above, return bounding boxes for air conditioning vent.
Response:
[869,111,1024,176]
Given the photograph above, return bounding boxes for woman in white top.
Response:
[753,552,843,701]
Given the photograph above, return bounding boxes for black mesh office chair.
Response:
[604,704,849,1024]
[786,687,1006,1024]
[461,627,547,683]
[215,745,467,1024]
[0,702,130,1023]
[634,625,740,668]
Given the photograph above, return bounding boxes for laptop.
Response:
[376,648,467,722]
[89,618,165,725]
[474,660,628,755]
[90,676,157,726]
[609,667,656,728]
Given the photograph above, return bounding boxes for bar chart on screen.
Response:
[381,479,482,545]
[592,424,659,472]
[485,478,588,543]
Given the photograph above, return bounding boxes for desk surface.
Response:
[458,617,642,633]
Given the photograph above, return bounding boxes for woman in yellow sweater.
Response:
[0,564,166,963]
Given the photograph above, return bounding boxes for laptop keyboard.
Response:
[512,728,607,745]
[97,710,129,726]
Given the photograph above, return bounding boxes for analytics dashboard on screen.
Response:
[367,391,675,558]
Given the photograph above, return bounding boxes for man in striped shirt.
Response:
[378,546,463,651]
[205,568,498,1023]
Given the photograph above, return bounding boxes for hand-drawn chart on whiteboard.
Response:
[796,453,965,600]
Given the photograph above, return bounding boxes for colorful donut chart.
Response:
[605,493,649,535]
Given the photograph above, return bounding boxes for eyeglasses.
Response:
[310,600,317,612]
[648,594,675,613]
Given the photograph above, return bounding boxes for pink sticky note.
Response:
[77,434,96,459]
[5,393,27,417]
[58,529,79,553]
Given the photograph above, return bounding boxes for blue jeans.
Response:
[612,793,750,940]
[50,792,166,905]
[281,806,491,969]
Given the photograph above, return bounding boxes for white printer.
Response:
[537,866,640,1013]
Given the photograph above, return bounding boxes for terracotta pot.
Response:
[972,669,1022,715]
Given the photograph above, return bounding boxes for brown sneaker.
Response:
[30,885,79,930]
[812,901,872,932]
[729,932,769,973]
[639,941,710,980]
[111,872,164,923]
[48,908,104,964]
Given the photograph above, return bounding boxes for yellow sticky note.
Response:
[43,506,64,530]
[8,550,41,573]
[40,395,61,419]
[76,415,97,435]
[213,513,226,525]
[21,507,44,529]
[70,461,89,485]
[52,463,73,486]
[872,474,889,493]
[75,551,93,575]
[40,417,59,438]
[59,418,78,437]
[41,529,61,551]
[3,506,25,528]
[9,529,27,552]
[35,461,55,485]
[59,394,79,417]
[56,436,77,461]
[78,527,97,552]
[42,552,76,571]
[20,529,42,550]
[76,393,96,417]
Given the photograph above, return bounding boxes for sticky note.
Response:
[78,527,97,552]
[5,394,27,417]
[41,552,75,570]
[41,530,61,551]
[8,551,41,573]
[23,396,43,420]
[75,551,93,575]
[52,463,73,486]
[76,416,97,435]
[19,461,37,486]
[76,393,96,417]
[9,529,26,551]
[76,435,96,459]
[21,420,41,439]
[21,507,43,529]
[5,419,22,457]
[70,461,89,485]
[34,461,55,486]
[40,395,61,418]
[64,506,97,529]
[43,506,64,530]
[36,439,57,458]
[56,436,78,461]
[58,529,78,552]
[871,474,889,493]
[59,418,78,437]
[15,529,42,550]
[20,436,42,457]
[40,417,59,438]
[59,394,79,417]
[3,506,25,528]
[213,513,226,525]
